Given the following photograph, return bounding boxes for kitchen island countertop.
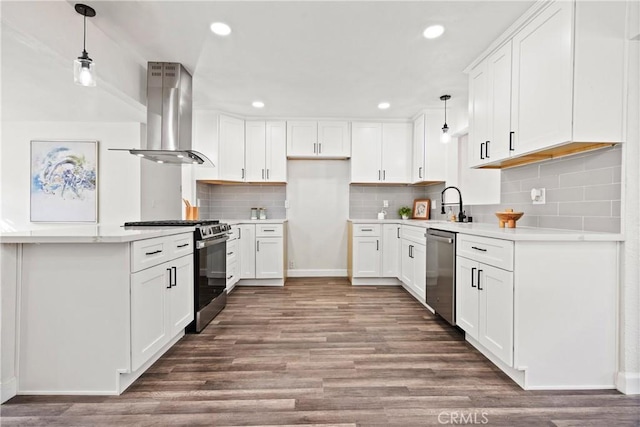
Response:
[0,225,195,244]
[348,219,624,242]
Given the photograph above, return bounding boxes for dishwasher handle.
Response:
[428,234,454,244]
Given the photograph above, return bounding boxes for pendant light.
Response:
[440,94,451,144]
[73,4,97,87]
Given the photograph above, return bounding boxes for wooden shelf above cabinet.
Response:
[477,142,617,170]
[197,180,287,186]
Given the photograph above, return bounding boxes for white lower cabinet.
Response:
[400,238,426,301]
[353,236,382,277]
[236,223,286,283]
[239,224,256,279]
[256,237,284,278]
[456,256,513,366]
[131,251,194,372]
[382,224,401,278]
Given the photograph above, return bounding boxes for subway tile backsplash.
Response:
[196,183,286,220]
[349,184,444,220]
[467,146,622,233]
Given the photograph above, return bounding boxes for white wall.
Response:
[286,160,350,276]
[0,122,143,231]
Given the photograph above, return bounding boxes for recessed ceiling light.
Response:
[378,102,390,110]
[423,25,445,39]
[252,101,265,108]
[210,22,231,36]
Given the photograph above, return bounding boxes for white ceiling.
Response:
[1,1,534,122]
[90,1,534,119]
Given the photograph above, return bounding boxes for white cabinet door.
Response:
[219,115,246,181]
[412,243,427,301]
[400,239,413,287]
[412,114,426,182]
[351,122,382,183]
[487,41,513,163]
[239,224,256,279]
[287,121,317,157]
[511,1,573,155]
[131,265,170,371]
[382,224,401,278]
[353,236,381,277]
[478,264,514,366]
[318,121,350,157]
[456,256,479,340]
[245,121,266,182]
[169,254,194,336]
[468,62,490,168]
[256,238,284,279]
[265,121,287,181]
[381,123,411,183]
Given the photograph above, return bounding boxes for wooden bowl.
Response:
[495,209,524,228]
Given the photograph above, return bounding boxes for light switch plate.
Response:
[383,200,389,208]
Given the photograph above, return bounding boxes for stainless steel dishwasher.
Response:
[426,228,456,325]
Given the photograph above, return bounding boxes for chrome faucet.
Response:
[440,186,466,222]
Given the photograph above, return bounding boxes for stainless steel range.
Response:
[124,219,230,332]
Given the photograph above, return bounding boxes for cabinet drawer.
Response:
[170,233,193,258]
[226,239,238,265]
[256,224,283,237]
[457,234,513,271]
[401,225,426,245]
[353,224,381,237]
[131,237,171,273]
[227,225,241,241]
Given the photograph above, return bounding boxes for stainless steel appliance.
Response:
[112,62,213,165]
[124,219,230,332]
[426,228,457,325]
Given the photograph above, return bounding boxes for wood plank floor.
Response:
[2,278,639,426]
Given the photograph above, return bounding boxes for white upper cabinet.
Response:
[318,121,350,157]
[351,122,411,183]
[467,0,626,168]
[412,112,447,183]
[245,121,287,182]
[286,121,317,157]
[218,114,246,181]
[287,120,350,158]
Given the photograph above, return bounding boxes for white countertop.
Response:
[222,219,288,225]
[349,219,624,242]
[0,225,195,244]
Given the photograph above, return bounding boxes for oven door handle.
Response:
[196,235,229,249]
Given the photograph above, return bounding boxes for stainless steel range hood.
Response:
[128,62,213,165]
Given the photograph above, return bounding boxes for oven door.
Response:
[193,235,228,332]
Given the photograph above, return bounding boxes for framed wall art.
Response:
[30,140,98,223]
[412,198,431,220]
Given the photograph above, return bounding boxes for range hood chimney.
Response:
[128,62,212,165]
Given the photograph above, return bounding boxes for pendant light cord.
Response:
[83,14,87,54]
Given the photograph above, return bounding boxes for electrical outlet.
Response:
[383,200,389,208]
[531,188,546,205]
[432,200,437,210]
[284,200,290,209]
[289,261,294,269]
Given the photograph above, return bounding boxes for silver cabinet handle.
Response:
[383,170,386,180]
[378,170,381,180]
[262,169,265,179]
[318,143,322,154]
[313,143,317,154]
[267,169,270,179]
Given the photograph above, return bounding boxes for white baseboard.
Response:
[616,371,640,394]
[1,377,17,403]
[237,278,284,286]
[287,269,347,277]
[350,277,402,286]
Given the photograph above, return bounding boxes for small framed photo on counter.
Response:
[412,199,430,220]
